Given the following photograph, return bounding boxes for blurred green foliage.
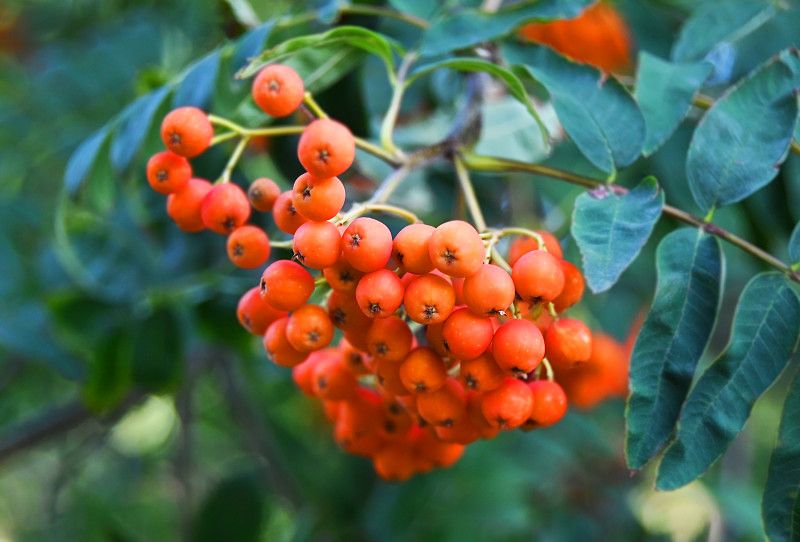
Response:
[0,0,798,541]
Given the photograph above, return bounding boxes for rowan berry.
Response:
[441,308,494,360]
[434,416,481,446]
[392,223,435,275]
[286,304,334,352]
[339,338,371,377]
[251,64,305,117]
[480,377,535,430]
[322,256,364,294]
[399,346,448,395]
[337,421,385,458]
[263,317,308,368]
[428,220,485,279]
[416,378,467,427]
[161,106,213,158]
[545,318,593,369]
[236,286,287,335]
[200,182,251,234]
[297,118,356,178]
[492,319,545,375]
[511,250,565,305]
[366,315,413,362]
[327,291,373,332]
[462,264,515,317]
[312,355,358,401]
[379,397,415,439]
[526,380,568,428]
[425,323,450,358]
[227,225,271,269]
[166,178,213,232]
[507,231,563,266]
[291,172,346,221]
[341,217,393,273]
[248,177,281,212]
[292,220,341,269]
[459,352,506,392]
[146,151,191,194]
[552,260,585,313]
[374,357,410,396]
[373,442,416,481]
[466,392,501,440]
[292,350,330,396]
[260,260,315,311]
[403,273,456,325]
[355,268,403,319]
[418,433,465,468]
[273,190,309,235]
[338,388,383,436]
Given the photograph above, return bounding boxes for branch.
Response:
[461,152,800,284]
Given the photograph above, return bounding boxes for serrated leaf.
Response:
[505,43,646,173]
[790,220,800,264]
[473,97,549,162]
[762,368,800,542]
[671,0,779,63]
[131,309,183,392]
[173,51,221,109]
[657,272,800,491]
[193,472,267,542]
[109,86,171,174]
[625,228,723,470]
[635,53,712,156]
[571,177,664,293]
[419,0,595,57]
[238,26,404,80]
[407,57,549,145]
[687,49,800,214]
[64,126,111,196]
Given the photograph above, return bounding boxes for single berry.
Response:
[462,264,515,317]
[399,346,448,395]
[552,260,585,313]
[292,220,341,270]
[146,151,191,194]
[161,106,213,158]
[511,250,565,305]
[291,172,346,221]
[355,268,404,319]
[297,118,356,178]
[167,178,213,232]
[227,225,271,269]
[507,231,563,266]
[403,273,456,325]
[252,64,305,117]
[201,183,251,234]
[236,287,287,335]
[272,190,309,235]
[416,378,467,427]
[480,377,535,430]
[323,256,365,294]
[392,223,435,275]
[459,352,506,392]
[286,304,335,352]
[428,220,485,279]
[263,317,308,368]
[248,178,281,212]
[260,260,315,311]
[341,217,393,273]
[366,315,413,362]
[526,380,568,428]
[441,307,494,360]
[492,319,545,375]
[545,318,593,368]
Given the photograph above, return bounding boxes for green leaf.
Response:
[473,96,549,163]
[173,51,221,109]
[83,330,132,413]
[505,43,646,173]
[109,86,171,174]
[762,368,800,542]
[193,472,267,542]
[571,177,664,293]
[789,220,800,265]
[130,309,183,392]
[635,52,712,156]
[285,44,367,94]
[625,228,723,470]
[687,49,800,214]
[237,26,404,80]
[657,272,800,491]
[64,126,110,196]
[388,0,440,19]
[407,57,549,145]
[233,22,274,75]
[671,0,780,62]
[419,0,595,57]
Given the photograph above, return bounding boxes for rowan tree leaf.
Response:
[571,177,664,293]
[505,43,645,173]
[625,228,724,470]
[656,272,800,491]
[109,86,171,174]
[635,52,712,156]
[686,49,800,214]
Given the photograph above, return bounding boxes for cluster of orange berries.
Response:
[143,64,630,481]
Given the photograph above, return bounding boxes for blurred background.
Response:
[1,0,799,540]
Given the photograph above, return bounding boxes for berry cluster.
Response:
[144,64,629,481]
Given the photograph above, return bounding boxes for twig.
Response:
[453,153,488,232]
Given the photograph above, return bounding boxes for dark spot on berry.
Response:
[317,376,328,390]
[157,170,168,182]
[339,271,354,284]
[268,80,280,92]
[250,187,261,201]
[292,251,304,263]
[395,251,404,265]
[415,382,427,393]
[375,343,388,356]
[465,374,478,389]
[383,420,396,433]
[330,308,346,326]
[418,417,428,428]
[377,374,385,386]
[260,278,267,294]
[243,315,252,331]
[308,331,319,343]
[288,204,298,216]
[388,403,401,415]
[442,339,450,352]
[369,302,381,314]
[530,296,545,305]
[349,353,362,366]
[442,418,454,428]
[223,217,236,232]
[233,244,245,257]
[317,148,330,163]
[423,305,438,320]
[302,186,312,199]
[170,132,181,146]
[443,249,456,264]
[350,233,362,247]
[495,417,508,430]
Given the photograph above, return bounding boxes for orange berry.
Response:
[403,273,456,325]
[312,355,358,401]
[366,315,413,362]
[200,183,251,234]
[291,172,346,221]
[166,178,212,232]
[462,264,515,317]
[292,350,331,396]
[146,151,191,194]
[251,64,304,117]
[373,442,416,481]
[263,317,308,368]
[374,357,410,396]
[511,250,565,304]
[355,269,404,319]
[286,304,334,352]
[236,286,287,335]
[416,378,467,427]
[399,346,448,395]
[428,220,485,278]
[227,225,271,269]
[492,319,545,375]
[322,256,364,294]
[260,260,315,311]
[272,190,309,235]
[327,291,373,333]
[552,260,585,313]
[459,352,506,392]
[545,318,593,369]
[507,231,563,266]
[480,377,535,430]
[339,337,372,376]
[392,223,435,275]
[341,217,393,273]
[292,220,341,269]
[248,178,281,212]
[297,118,356,178]
[161,106,213,158]
[441,307,494,360]
[526,380,568,428]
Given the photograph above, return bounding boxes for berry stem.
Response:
[540,358,555,382]
[496,227,547,253]
[355,137,405,167]
[380,52,416,161]
[269,239,294,249]
[368,166,413,204]
[302,92,329,119]
[547,303,558,319]
[210,131,239,146]
[453,153,488,232]
[490,247,512,273]
[336,201,419,226]
[216,135,251,184]
[461,152,800,284]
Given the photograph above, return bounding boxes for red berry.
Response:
[201,183,251,234]
[341,217,393,273]
[492,319,545,375]
[292,220,341,270]
[146,151,191,194]
[166,178,213,232]
[291,172,346,221]
[428,220,485,279]
[260,260,315,311]
[161,107,213,158]
[252,64,305,117]
[355,269,403,319]
[480,377,535,430]
[511,250,565,305]
[297,118,356,178]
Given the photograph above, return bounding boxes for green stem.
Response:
[269,239,294,249]
[496,227,547,253]
[368,166,413,204]
[217,136,250,184]
[453,153,488,232]
[210,131,239,146]
[339,3,429,29]
[302,92,328,119]
[462,152,800,284]
[355,137,405,167]
[380,52,416,160]
[491,247,512,273]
